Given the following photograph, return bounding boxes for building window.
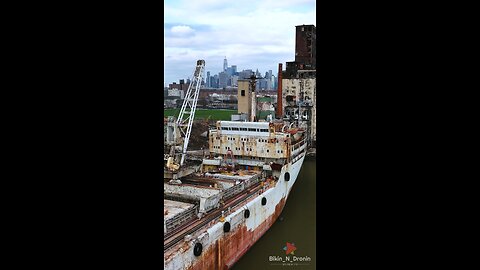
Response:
[241,90,245,96]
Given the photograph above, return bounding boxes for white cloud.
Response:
[164,0,316,84]
[170,25,195,37]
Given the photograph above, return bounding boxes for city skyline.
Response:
[164,0,316,85]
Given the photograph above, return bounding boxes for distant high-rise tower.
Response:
[219,72,228,88]
[223,57,228,72]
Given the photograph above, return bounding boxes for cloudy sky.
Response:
[164,0,316,86]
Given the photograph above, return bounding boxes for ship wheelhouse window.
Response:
[222,127,227,130]
[231,127,239,131]
[248,128,256,132]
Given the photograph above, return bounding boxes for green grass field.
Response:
[163,109,237,121]
[164,109,275,121]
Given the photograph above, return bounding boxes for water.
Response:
[232,157,317,270]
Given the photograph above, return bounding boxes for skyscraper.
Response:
[226,67,234,77]
[219,72,228,88]
[223,57,228,72]
[213,75,219,88]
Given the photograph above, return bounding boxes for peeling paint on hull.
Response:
[186,198,286,270]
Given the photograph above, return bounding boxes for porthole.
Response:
[193,243,202,256]
[223,222,231,232]
[261,197,267,205]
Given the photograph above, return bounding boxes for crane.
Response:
[166,60,205,169]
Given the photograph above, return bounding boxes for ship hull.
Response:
[164,153,306,270]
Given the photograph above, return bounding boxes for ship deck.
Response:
[163,169,273,251]
[164,177,267,252]
[164,199,195,220]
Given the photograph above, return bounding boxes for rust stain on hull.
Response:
[187,197,287,270]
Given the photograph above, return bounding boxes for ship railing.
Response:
[234,159,265,166]
[165,205,198,234]
[244,174,261,187]
[291,141,307,157]
[222,182,245,201]
[221,174,260,201]
[291,145,307,165]
[291,139,306,151]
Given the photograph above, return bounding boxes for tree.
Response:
[175,99,183,108]
[197,98,207,108]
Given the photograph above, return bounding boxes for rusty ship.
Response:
[164,60,309,270]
